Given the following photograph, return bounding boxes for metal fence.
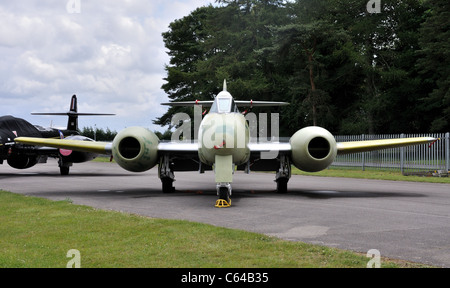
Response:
[333,133,450,174]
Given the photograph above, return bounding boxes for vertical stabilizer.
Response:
[223,79,227,92]
[67,95,79,131]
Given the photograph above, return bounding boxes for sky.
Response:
[0,0,213,133]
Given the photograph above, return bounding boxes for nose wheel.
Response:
[215,183,232,208]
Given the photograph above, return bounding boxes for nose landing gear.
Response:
[215,183,232,208]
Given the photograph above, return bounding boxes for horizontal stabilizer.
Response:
[161,101,214,107]
[31,112,115,116]
[161,100,289,107]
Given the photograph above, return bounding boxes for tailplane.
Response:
[32,95,115,132]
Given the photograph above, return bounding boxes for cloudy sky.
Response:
[0,0,213,132]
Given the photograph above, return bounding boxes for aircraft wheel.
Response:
[60,166,70,175]
[219,187,230,201]
[161,178,174,193]
[276,178,288,194]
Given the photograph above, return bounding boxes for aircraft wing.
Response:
[16,136,438,157]
[336,137,438,154]
[247,142,292,154]
[15,135,438,172]
[157,141,199,153]
[247,137,437,155]
[14,137,112,155]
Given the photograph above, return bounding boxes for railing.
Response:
[333,133,450,174]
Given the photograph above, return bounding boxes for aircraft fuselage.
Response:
[198,112,250,167]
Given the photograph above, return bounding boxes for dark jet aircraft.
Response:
[0,95,113,175]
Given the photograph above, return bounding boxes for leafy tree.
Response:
[417,0,450,132]
[80,127,117,142]
[155,1,289,131]
[154,6,216,128]
[328,0,429,134]
[264,0,354,132]
[155,0,448,135]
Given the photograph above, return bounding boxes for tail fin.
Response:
[32,95,115,132]
[67,95,78,131]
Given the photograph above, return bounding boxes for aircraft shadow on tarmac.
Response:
[1,170,425,202]
[0,171,140,178]
[282,189,425,199]
[31,187,424,202]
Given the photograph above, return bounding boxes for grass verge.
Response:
[292,167,450,184]
[0,190,430,268]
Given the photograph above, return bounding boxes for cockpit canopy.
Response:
[210,91,239,114]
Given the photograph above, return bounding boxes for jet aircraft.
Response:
[1,95,113,175]
[15,81,438,207]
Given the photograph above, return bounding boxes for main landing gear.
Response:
[159,155,175,193]
[58,159,72,175]
[215,183,232,208]
[275,154,291,194]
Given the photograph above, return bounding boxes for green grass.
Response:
[0,191,429,268]
[292,167,450,184]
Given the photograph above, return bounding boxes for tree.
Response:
[263,0,354,132]
[156,0,289,134]
[329,0,429,134]
[417,0,450,132]
[154,6,216,128]
[156,0,442,135]
[80,127,117,141]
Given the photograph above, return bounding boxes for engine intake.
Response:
[112,127,159,172]
[290,127,337,172]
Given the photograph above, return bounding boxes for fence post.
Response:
[362,134,365,171]
[446,132,449,173]
[400,133,405,174]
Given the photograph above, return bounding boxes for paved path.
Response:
[1,160,449,267]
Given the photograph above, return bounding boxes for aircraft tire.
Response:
[60,166,70,175]
[276,178,288,194]
[219,187,230,201]
[161,178,174,193]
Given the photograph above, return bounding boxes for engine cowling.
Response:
[7,154,39,169]
[112,127,159,172]
[290,127,337,172]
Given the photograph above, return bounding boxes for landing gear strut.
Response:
[215,183,232,208]
[58,159,72,175]
[275,154,291,194]
[159,155,174,193]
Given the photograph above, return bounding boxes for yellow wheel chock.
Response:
[215,199,231,208]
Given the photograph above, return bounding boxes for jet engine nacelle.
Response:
[7,154,39,170]
[290,127,337,173]
[111,127,159,173]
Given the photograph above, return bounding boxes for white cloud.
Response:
[0,0,213,132]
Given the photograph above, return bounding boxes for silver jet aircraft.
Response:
[15,81,438,207]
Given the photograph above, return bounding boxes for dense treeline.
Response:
[154,0,449,136]
[80,127,173,141]
[80,127,117,142]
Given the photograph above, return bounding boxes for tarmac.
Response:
[1,159,449,267]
